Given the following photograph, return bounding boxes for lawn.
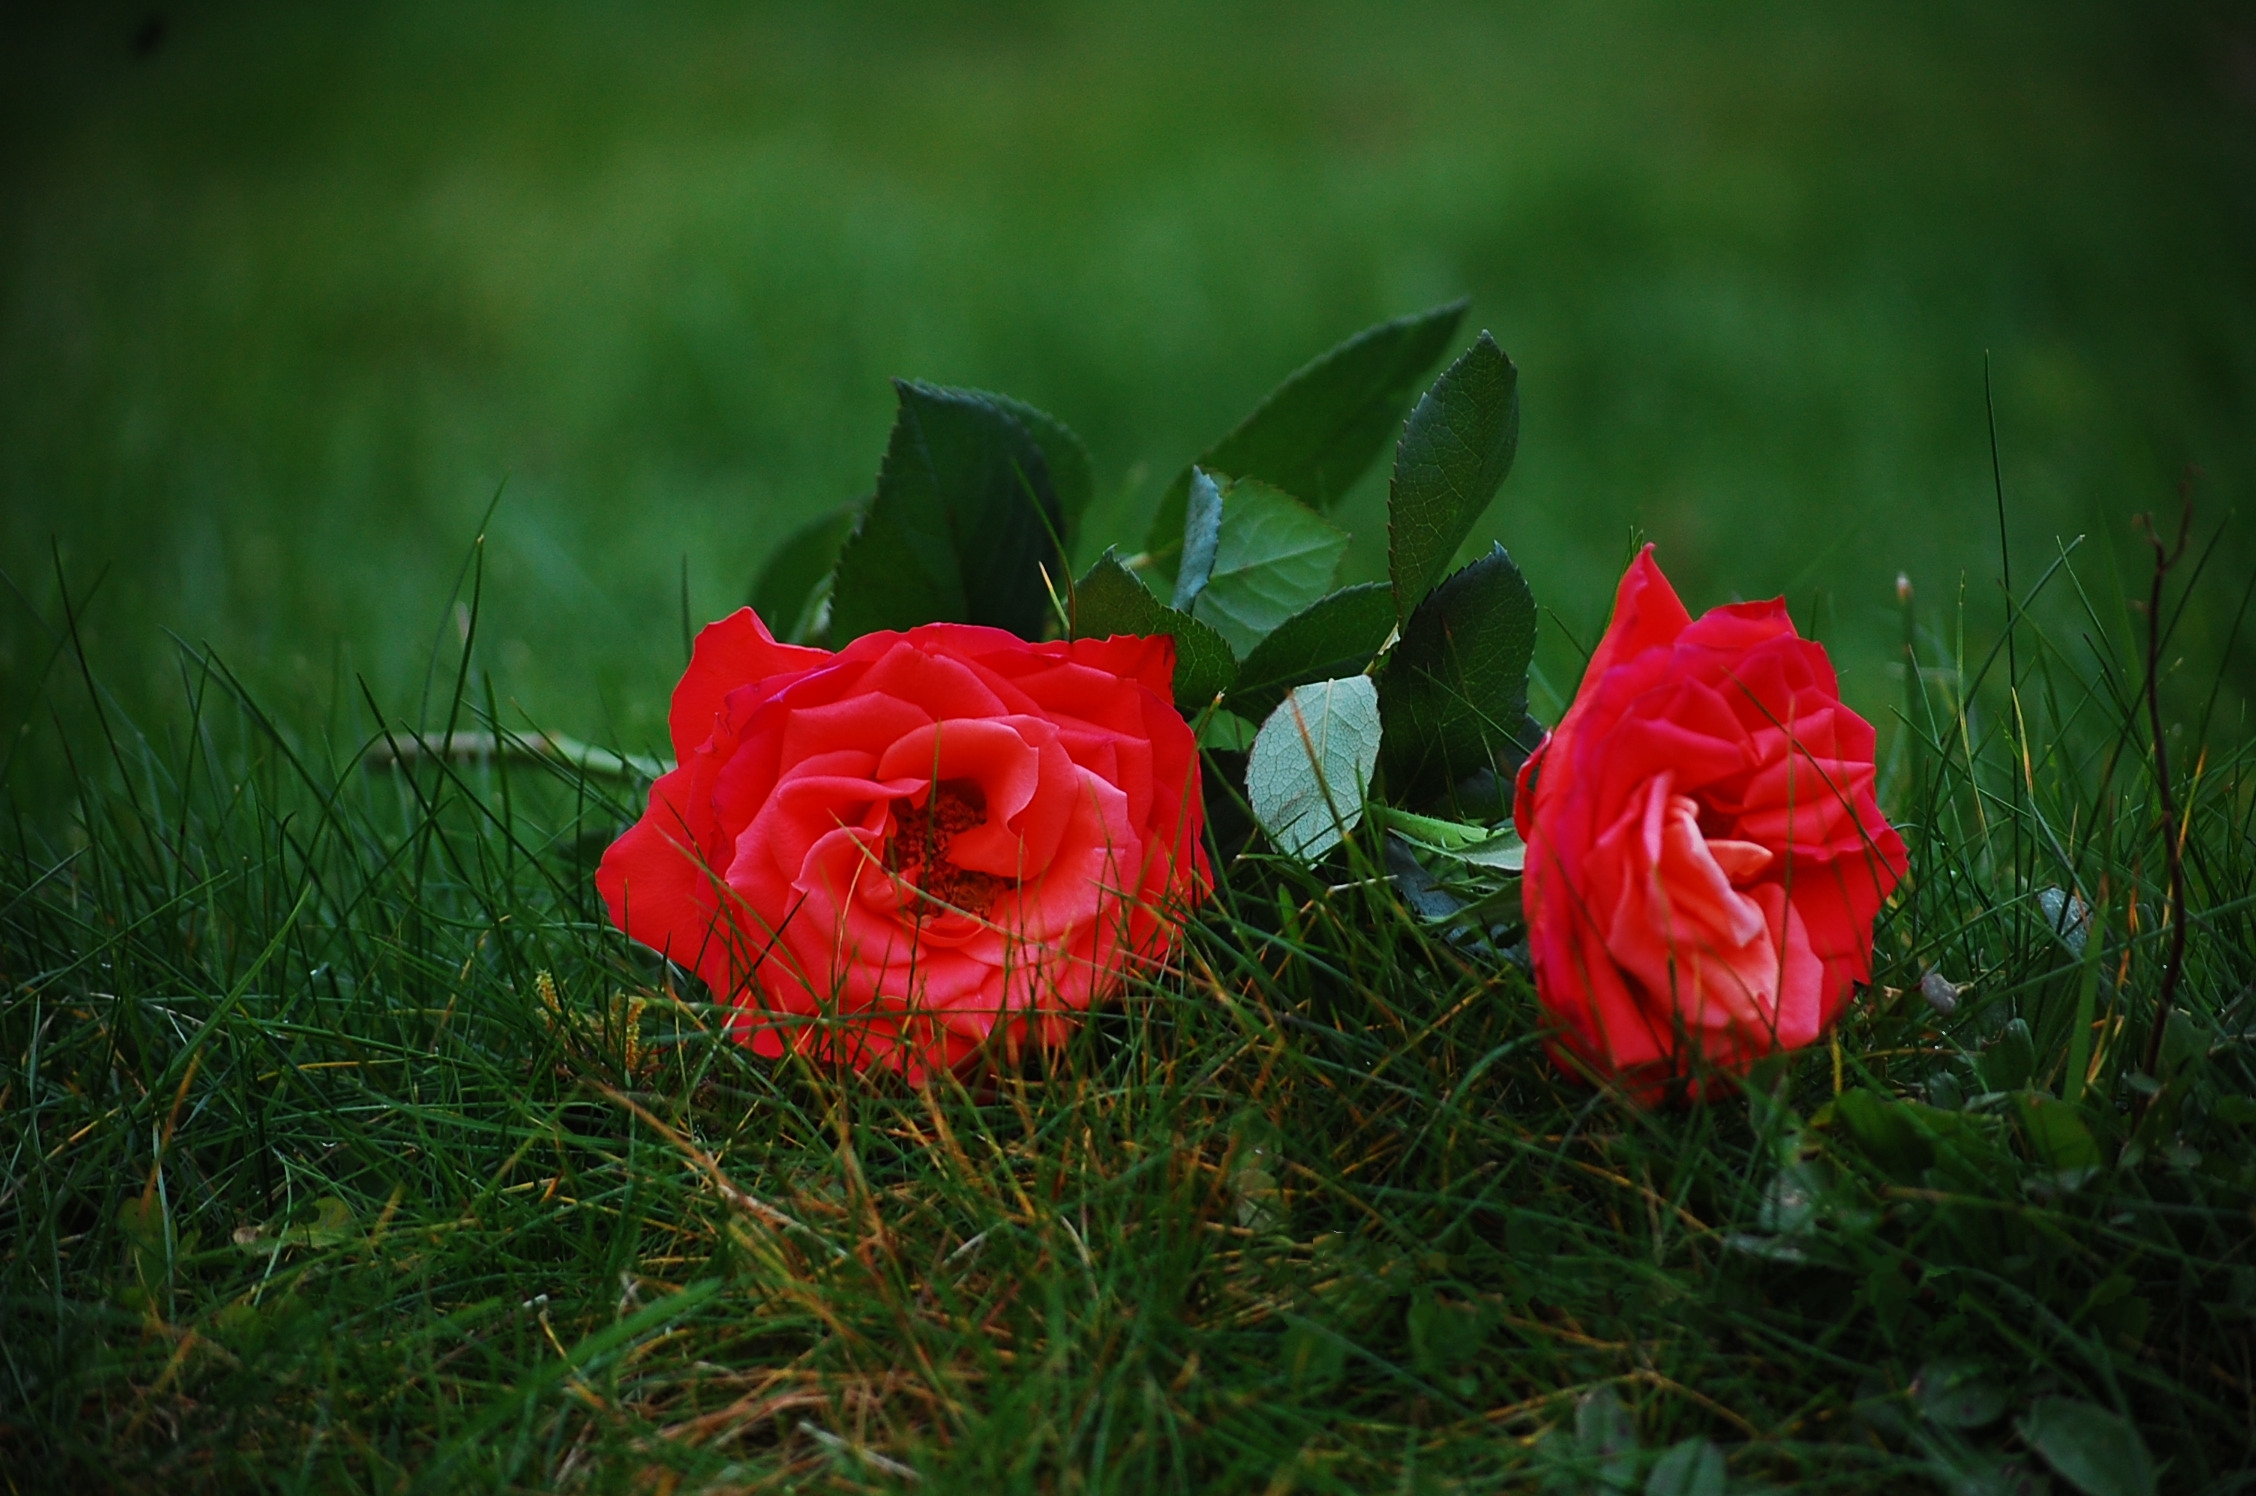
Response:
[3,2,2254,1491]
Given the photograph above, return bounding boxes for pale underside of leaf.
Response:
[1247,675,1382,862]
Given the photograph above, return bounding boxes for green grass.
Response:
[2,487,2252,1490]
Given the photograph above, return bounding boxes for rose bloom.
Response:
[599,612,1208,1080]
[1515,548,1906,1098]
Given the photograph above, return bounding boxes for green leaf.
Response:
[1185,478,1349,657]
[2012,1091,2103,1179]
[1226,582,1395,723]
[992,392,1095,549]
[1388,331,1520,621]
[2213,1094,2256,1126]
[1377,544,1541,806]
[1170,468,1226,612]
[1247,675,1381,861]
[1835,1087,1937,1180]
[1069,549,1238,713]
[2158,1008,2209,1081]
[233,1196,360,1255]
[829,380,1064,641]
[1914,1359,2011,1430]
[1644,1438,1727,1496]
[1980,1018,2036,1093]
[1574,1385,1640,1492]
[750,503,860,644]
[2017,1398,2156,1496]
[1282,1320,1349,1391]
[1142,300,1466,577]
[1406,1288,1491,1374]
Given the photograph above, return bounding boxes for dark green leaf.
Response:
[1170,468,1225,612]
[1282,1320,1349,1391]
[1406,1288,1491,1374]
[2213,1094,2256,1126]
[1070,549,1238,712]
[1188,478,1348,656]
[1915,1359,2011,1430]
[1227,583,1394,722]
[829,380,1062,641]
[2012,1092,2103,1176]
[1388,331,1520,621]
[992,392,1094,549]
[1142,300,1466,578]
[1644,1438,1727,1496]
[1980,1018,2036,1093]
[1378,544,1541,806]
[749,503,860,644]
[1574,1385,1640,1492]
[2017,1398,2156,1496]
[1835,1087,1937,1180]
[2158,1009,2209,1080]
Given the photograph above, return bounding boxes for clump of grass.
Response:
[2,519,2252,1494]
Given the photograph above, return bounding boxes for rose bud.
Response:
[599,612,1208,1080]
[1515,547,1906,1100]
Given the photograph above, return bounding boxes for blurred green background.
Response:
[4,0,2252,762]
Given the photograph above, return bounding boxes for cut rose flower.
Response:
[1515,547,1906,1099]
[599,612,1208,1080]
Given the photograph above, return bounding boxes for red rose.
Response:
[1515,548,1906,1098]
[599,612,1208,1080]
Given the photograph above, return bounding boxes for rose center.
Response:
[884,778,1010,918]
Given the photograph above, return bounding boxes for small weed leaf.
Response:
[2077,1275,2153,1345]
[116,1195,171,1302]
[1831,1087,1937,1180]
[1247,675,1381,861]
[1574,1384,1640,1492]
[1405,1287,1491,1377]
[1861,1262,1917,1339]
[1979,1018,2037,1094]
[1228,1115,1285,1233]
[2016,1398,2157,1496]
[2010,1092,2102,1185]
[2157,1009,2210,1082]
[1281,1319,1350,1392]
[232,1197,359,1256]
[1643,1438,1726,1496]
[1753,1157,1829,1238]
[1914,1359,2010,1431]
